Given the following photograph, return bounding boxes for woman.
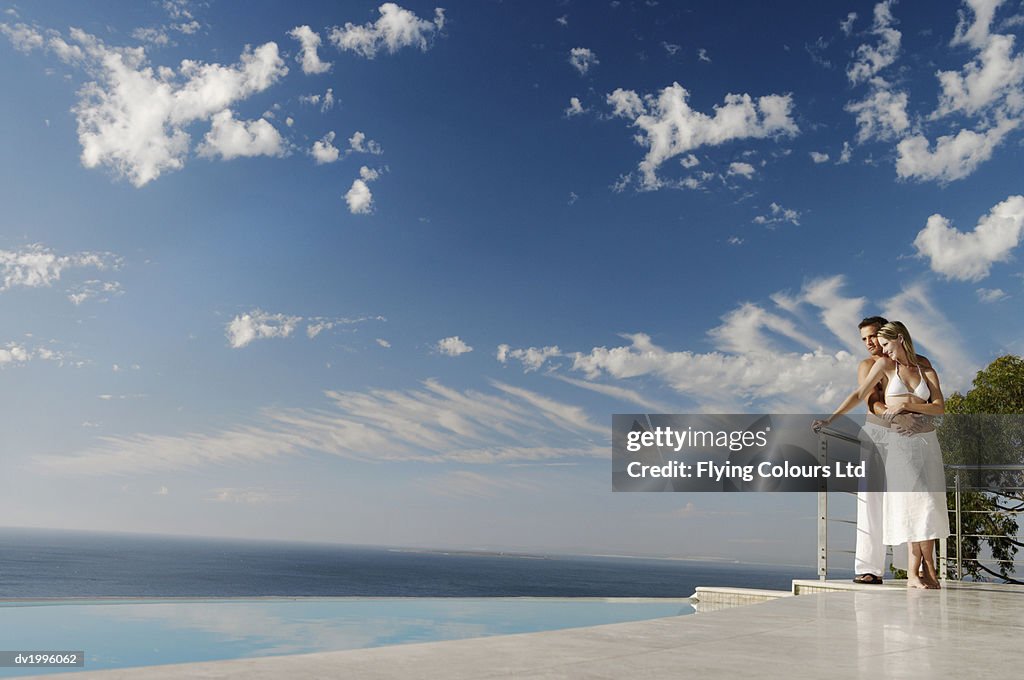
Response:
[813,321,950,589]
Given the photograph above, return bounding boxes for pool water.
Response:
[0,597,692,675]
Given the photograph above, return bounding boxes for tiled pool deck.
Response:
[16,581,1023,679]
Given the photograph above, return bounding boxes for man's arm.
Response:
[859,357,886,416]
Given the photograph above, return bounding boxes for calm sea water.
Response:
[0,528,818,598]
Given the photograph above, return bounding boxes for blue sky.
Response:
[2,0,1023,564]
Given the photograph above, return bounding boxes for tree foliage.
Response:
[940,355,1024,582]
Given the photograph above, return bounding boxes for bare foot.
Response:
[921,564,941,589]
[907,576,929,589]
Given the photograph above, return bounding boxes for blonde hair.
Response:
[877,321,918,365]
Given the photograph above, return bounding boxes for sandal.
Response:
[853,573,883,584]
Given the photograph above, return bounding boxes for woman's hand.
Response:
[883,404,906,421]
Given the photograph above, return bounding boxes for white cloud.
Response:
[0,341,71,368]
[348,130,382,154]
[697,48,711,63]
[556,15,569,27]
[37,379,606,474]
[299,88,335,112]
[328,3,445,59]
[727,236,744,245]
[0,22,44,52]
[845,83,910,142]
[569,47,598,75]
[727,161,755,178]
[951,0,1004,50]
[311,131,340,164]
[840,11,858,36]
[934,32,1024,117]
[490,380,605,437]
[912,194,1024,280]
[305,315,385,338]
[226,309,302,348]
[680,153,700,168]
[1,244,120,292]
[162,0,196,22]
[846,0,901,85]
[977,287,1008,302]
[567,332,856,412]
[376,338,391,348]
[753,202,800,226]
[882,282,976,391]
[895,117,1019,182]
[607,83,798,190]
[564,97,586,117]
[288,25,332,74]
[437,336,473,356]
[837,141,852,163]
[67,279,123,305]
[345,166,382,214]
[197,110,284,160]
[346,181,373,214]
[551,277,973,411]
[0,343,31,367]
[552,374,675,413]
[707,303,816,355]
[774,275,868,355]
[131,27,170,47]
[805,36,832,69]
[60,31,289,186]
[810,151,830,163]
[496,344,562,372]
[662,42,681,56]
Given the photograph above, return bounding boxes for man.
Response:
[851,316,929,584]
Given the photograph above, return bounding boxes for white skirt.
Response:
[883,429,950,545]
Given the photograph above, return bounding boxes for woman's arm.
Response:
[812,358,890,431]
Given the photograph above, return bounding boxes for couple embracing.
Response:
[813,317,950,590]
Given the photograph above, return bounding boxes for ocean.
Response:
[0,527,819,598]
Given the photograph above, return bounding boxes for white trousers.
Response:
[854,423,907,575]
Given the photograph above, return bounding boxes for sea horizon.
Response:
[0,526,824,600]
[0,525,816,569]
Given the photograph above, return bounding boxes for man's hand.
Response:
[891,413,930,436]
[811,418,829,433]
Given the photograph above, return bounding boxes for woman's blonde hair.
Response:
[877,321,918,365]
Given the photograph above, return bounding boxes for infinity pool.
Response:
[0,598,693,675]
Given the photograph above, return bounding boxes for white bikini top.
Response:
[886,360,931,401]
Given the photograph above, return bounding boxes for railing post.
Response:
[954,470,962,581]
[818,435,828,581]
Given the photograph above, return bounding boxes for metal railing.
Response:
[816,430,1022,582]
[947,464,1024,582]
